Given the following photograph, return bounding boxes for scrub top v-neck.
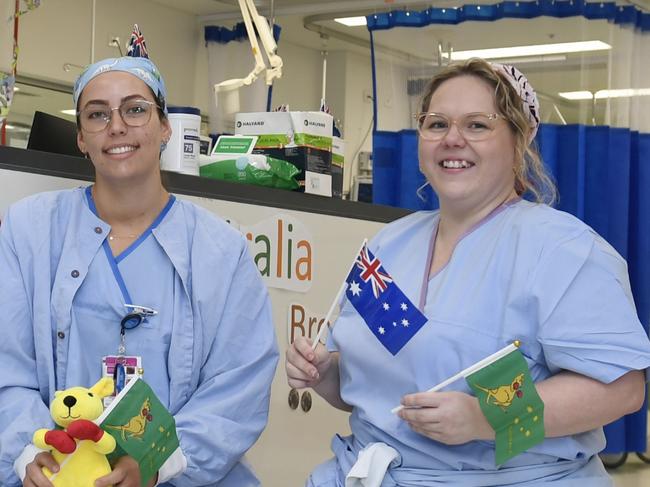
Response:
[65,186,177,407]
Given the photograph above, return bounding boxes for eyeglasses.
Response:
[415,112,505,141]
[77,99,161,133]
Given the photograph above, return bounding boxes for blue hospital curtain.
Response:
[369,1,650,454]
[537,125,650,453]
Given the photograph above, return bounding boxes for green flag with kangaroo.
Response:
[97,378,178,487]
[465,348,544,465]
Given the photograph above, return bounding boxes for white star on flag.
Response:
[402,318,409,327]
[400,302,408,311]
[383,303,390,310]
[392,321,397,327]
[378,326,385,334]
[350,281,362,296]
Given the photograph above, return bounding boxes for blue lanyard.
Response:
[85,185,174,392]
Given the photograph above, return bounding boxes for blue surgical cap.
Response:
[73,57,167,115]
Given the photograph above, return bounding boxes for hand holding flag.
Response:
[466,343,544,465]
[392,341,545,465]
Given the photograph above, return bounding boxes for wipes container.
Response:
[161,106,201,175]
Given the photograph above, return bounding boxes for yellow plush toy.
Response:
[33,377,116,487]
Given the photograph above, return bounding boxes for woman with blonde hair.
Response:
[287,58,650,486]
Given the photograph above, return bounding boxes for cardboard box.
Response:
[235,111,333,196]
[331,137,344,198]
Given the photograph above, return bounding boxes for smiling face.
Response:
[76,71,171,187]
[418,75,517,214]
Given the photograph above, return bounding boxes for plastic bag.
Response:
[200,154,300,190]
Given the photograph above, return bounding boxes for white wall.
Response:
[16,0,198,107]
[325,50,412,197]
[196,24,327,113]
[269,40,324,111]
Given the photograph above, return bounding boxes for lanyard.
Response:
[85,186,174,390]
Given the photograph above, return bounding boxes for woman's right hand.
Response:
[286,336,332,389]
[23,452,57,487]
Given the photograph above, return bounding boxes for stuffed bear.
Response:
[33,377,117,487]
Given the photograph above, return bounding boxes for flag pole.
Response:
[391,341,520,414]
[310,238,368,351]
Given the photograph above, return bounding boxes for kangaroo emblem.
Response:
[105,397,153,441]
[474,373,525,411]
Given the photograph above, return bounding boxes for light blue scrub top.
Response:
[325,200,650,485]
[0,187,279,487]
[68,188,175,407]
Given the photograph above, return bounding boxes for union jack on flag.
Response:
[355,245,393,298]
[345,243,427,355]
[127,24,149,58]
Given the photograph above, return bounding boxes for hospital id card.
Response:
[101,355,144,407]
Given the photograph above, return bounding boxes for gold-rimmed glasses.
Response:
[415,112,505,141]
[77,99,161,133]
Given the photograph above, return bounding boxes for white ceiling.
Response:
[151,0,433,18]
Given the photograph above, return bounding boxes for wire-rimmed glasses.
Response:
[415,112,505,141]
[77,99,161,133]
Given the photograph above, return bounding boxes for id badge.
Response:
[101,355,144,407]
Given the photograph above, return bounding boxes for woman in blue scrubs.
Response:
[0,56,278,487]
[286,59,650,486]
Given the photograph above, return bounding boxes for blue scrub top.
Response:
[0,186,279,487]
[70,230,176,407]
[329,200,650,481]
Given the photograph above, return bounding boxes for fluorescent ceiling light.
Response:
[5,124,30,132]
[559,88,650,100]
[447,40,611,61]
[491,54,566,64]
[596,88,650,99]
[60,109,76,115]
[334,16,367,27]
[558,90,594,100]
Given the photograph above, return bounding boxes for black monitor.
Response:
[27,111,83,158]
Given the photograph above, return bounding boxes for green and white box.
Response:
[199,135,259,177]
[235,111,333,196]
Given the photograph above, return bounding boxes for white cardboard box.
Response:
[235,111,333,196]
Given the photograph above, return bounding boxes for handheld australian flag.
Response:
[126,24,149,58]
[345,244,427,355]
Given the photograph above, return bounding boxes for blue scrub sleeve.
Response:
[534,231,650,383]
[170,243,279,485]
[0,207,54,486]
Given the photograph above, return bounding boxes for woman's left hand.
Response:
[398,391,494,445]
[94,456,157,487]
